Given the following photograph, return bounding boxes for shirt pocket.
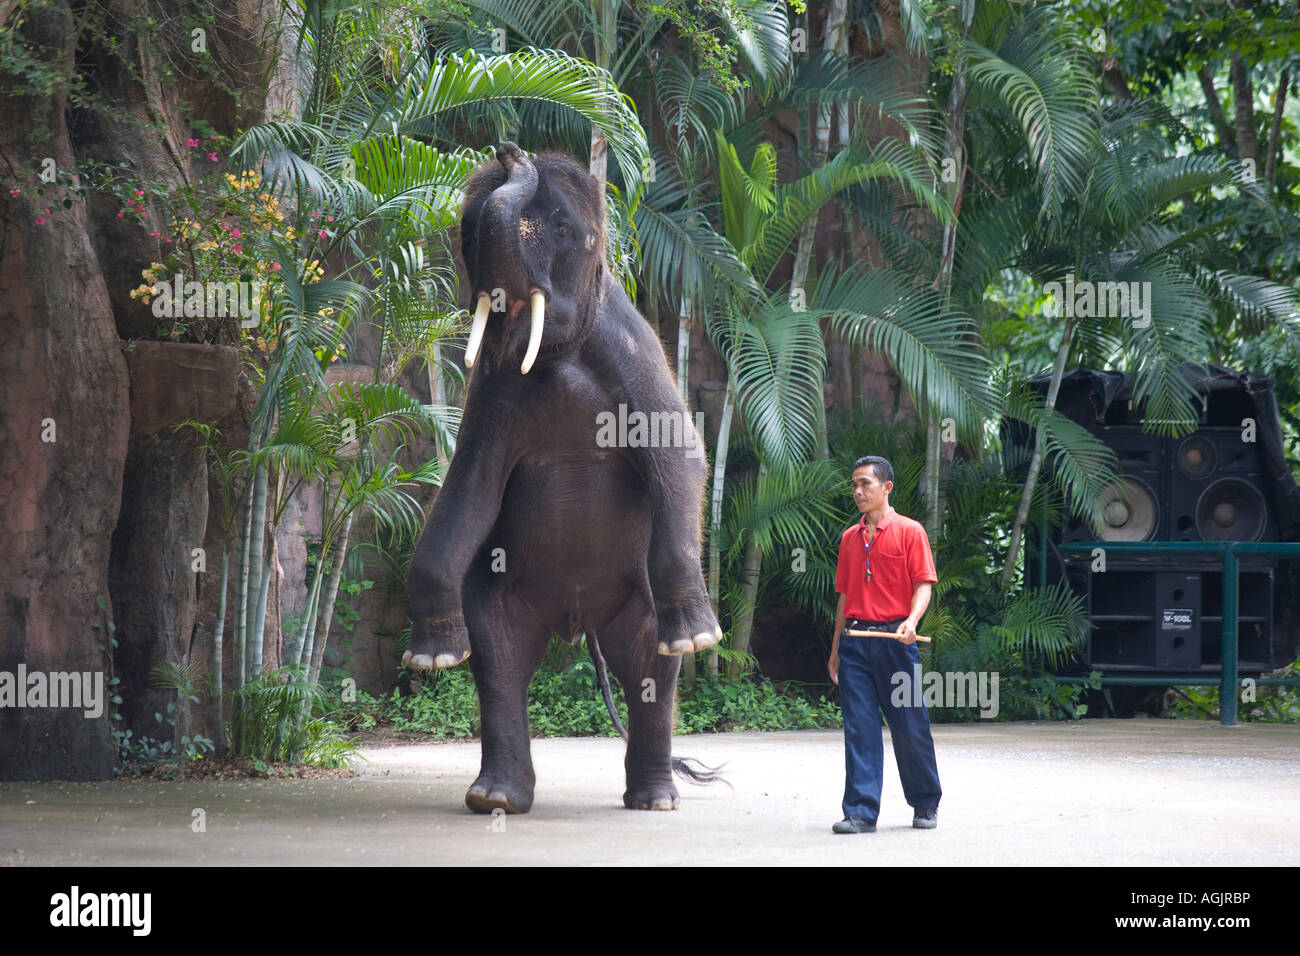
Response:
[874,538,905,561]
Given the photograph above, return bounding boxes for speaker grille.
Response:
[1195,478,1267,541]
[1095,477,1159,542]
[1176,436,1216,478]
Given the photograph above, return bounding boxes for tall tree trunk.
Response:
[788,0,846,461]
[243,461,269,680]
[1266,69,1289,184]
[1001,320,1075,588]
[212,545,230,753]
[233,476,255,694]
[1229,52,1260,169]
[309,512,355,685]
[705,382,736,679]
[1197,65,1237,152]
[728,465,766,678]
[674,294,696,685]
[924,0,976,536]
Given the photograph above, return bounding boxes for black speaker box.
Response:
[1069,559,1275,671]
[1061,426,1277,543]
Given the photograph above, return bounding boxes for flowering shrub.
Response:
[110,138,344,361]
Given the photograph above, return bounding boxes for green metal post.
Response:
[1220,547,1239,727]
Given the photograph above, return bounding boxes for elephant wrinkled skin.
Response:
[405,143,722,814]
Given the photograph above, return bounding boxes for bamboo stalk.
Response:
[309,511,354,685]
[212,545,229,752]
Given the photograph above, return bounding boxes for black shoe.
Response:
[912,807,938,829]
[832,816,876,834]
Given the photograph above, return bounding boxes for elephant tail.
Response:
[586,631,730,789]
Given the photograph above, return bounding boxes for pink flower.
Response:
[149,231,160,237]
[208,152,219,162]
[187,138,199,147]
[164,236,172,243]
[233,243,243,253]
[8,188,19,197]
[318,230,328,240]
[43,208,50,215]
[141,211,147,218]
[117,210,125,218]
[134,189,144,197]
[34,216,45,225]
[230,227,241,238]
[270,262,282,271]
[310,211,320,218]
[326,217,334,222]
[210,134,218,140]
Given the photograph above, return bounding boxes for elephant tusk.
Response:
[464,293,491,369]
[521,291,545,374]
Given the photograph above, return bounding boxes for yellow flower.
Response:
[198,240,218,251]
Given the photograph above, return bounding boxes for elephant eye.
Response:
[556,222,571,237]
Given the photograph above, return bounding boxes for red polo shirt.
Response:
[835,506,937,621]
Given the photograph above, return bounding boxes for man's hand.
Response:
[896,619,919,645]
[828,650,840,685]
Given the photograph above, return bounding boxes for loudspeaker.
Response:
[1168,429,1275,542]
[1062,426,1165,541]
[1061,426,1277,543]
[1074,560,1275,671]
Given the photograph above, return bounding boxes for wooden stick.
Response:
[846,629,932,643]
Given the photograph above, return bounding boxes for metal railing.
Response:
[1055,540,1300,726]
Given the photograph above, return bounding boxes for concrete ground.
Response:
[1,720,1297,866]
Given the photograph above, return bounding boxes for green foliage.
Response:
[230,665,359,767]
[676,675,841,733]
[1166,664,1300,723]
[334,638,842,737]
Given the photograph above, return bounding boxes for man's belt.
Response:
[844,617,907,634]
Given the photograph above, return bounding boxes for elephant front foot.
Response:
[466,773,534,815]
[623,781,679,811]
[656,600,723,656]
[403,609,471,670]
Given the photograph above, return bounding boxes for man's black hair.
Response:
[852,455,894,485]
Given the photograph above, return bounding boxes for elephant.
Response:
[403,142,724,814]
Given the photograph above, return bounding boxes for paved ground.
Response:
[2,720,1297,865]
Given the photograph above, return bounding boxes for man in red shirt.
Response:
[828,455,942,833]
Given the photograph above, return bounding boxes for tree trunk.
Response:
[243,461,269,680]
[1197,66,1237,152]
[705,382,736,679]
[727,476,766,679]
[309,512,355,685]
[1001,320,1075,588]
[923,0,975,536]
[1266,69,1289,184]
[1229,53,1259,167]
[212,545,229,752]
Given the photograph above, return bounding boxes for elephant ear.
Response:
[460,162,508,290]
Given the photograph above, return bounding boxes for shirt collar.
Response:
[859,505,896,533]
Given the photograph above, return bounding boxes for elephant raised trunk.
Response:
[479,142,538,291]
[469,142,546,373]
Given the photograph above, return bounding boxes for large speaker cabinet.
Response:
[1060,427,1277,544]
[1064,559,1276,671]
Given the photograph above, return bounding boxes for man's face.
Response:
[851,465,892,515]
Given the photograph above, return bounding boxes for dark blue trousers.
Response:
[839,622,942,823]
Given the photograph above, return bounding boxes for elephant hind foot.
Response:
[404,610,471,670]
[466,776,534,815]
[624,782,679,811]
[656,602,723,656]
